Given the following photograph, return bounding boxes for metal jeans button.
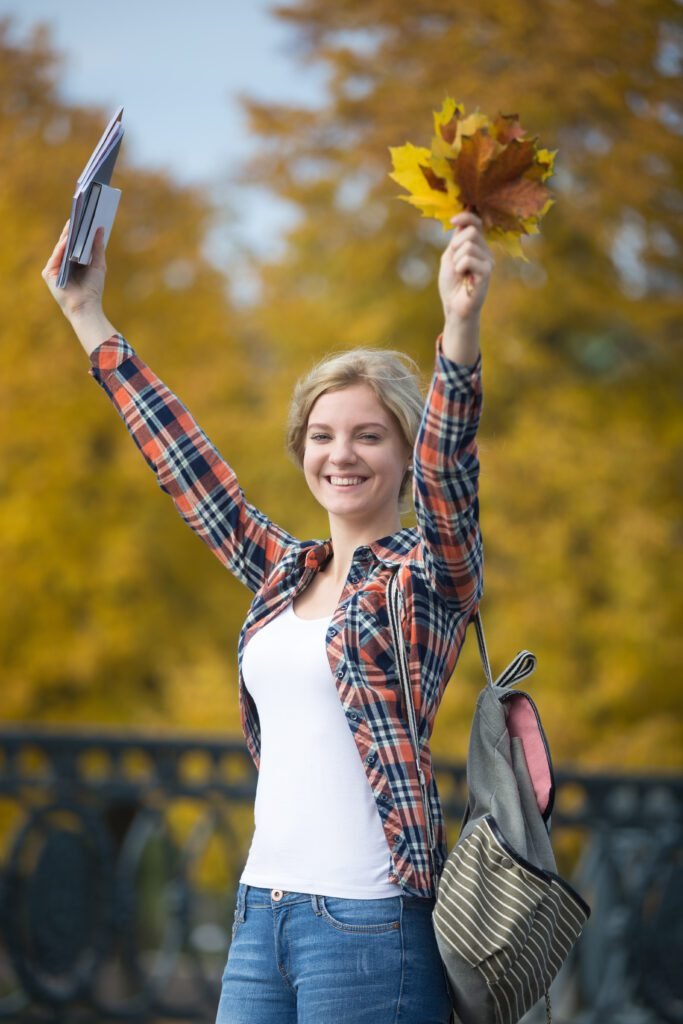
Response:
[271,888,284,901]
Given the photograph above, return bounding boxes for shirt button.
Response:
[366,753,377,765]
[336,665,345,678]
[348,710,358,721]
[327,626,338,639]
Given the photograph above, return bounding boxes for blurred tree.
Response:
[1,1,681,772]
[232,0,682,768]
[0,20,265,732]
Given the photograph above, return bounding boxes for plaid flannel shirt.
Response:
[89,333,484,898]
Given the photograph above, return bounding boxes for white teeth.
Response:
[328,476,366,486]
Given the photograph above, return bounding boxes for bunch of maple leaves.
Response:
[389,98,558,289]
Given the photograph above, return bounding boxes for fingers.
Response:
[42,235,68,281]
[448,224,479,247]
[446,221,482,253]
[453,254,490,279]
[442,212,494,271]
[42,221,71,281]
[442,235,491,269]
[90,226,106,271]
[450,210,482,232]
[447,233,487,260]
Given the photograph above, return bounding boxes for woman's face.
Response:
[302,382,412,529]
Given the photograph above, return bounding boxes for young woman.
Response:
[42,210,493,1024]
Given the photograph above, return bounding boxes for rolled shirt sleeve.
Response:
[88,335,298,593]
[411,333,483,612]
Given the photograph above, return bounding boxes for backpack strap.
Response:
[386,570,440,890]
[472,609,537,690]
[386,572,539,887]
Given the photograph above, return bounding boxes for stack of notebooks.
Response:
[58,106,124,288]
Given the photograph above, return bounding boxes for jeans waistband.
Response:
[240,884,316,908]
[235,882,435,915]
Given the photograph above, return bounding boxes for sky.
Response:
[0,0,328,291]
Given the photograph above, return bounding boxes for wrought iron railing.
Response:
[0,727,680,1023]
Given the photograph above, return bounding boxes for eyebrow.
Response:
[307,422,389,430]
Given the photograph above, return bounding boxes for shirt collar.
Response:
[301,526,416,571]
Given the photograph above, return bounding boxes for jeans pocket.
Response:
[318,895,401,934]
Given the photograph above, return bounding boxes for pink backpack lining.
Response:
[505,693,553,816]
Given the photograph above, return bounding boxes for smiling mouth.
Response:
[325,476,369,488]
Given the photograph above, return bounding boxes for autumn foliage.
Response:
[1,2,681,773]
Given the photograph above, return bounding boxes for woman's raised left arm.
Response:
[412,211,494,611]
[438,210,494,365]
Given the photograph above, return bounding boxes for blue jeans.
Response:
[215,883,453,1023]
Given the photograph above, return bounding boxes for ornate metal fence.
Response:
[0,727,680,1023]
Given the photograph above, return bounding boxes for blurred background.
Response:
[0,0,681,1021]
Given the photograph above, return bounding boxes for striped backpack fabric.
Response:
[387,574,591,1024]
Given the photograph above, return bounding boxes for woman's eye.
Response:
[308,433,380,441]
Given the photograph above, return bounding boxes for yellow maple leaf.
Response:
[388,141,461,221]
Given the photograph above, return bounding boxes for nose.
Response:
[328,437,359,467]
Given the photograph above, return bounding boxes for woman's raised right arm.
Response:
[41,223,299,592]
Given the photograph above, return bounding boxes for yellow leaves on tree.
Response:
[389,98,557,261]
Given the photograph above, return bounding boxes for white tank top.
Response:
[239,601,399,898]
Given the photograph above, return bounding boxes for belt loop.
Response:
[311,892,323,916]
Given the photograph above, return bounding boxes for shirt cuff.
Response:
[88,334,136,382]
[435,333,482,395]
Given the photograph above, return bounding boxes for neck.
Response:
[323,511,403,585]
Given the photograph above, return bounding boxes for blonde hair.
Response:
[286,347,426,512]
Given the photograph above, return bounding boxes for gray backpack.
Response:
[387,573,590,1024]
